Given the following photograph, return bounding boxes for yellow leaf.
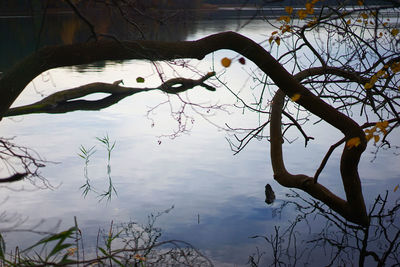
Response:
[365,133,373,141]
[297,9,308,19]
[278,15,291,23]
[346,137,361,149]
[376,120,389,134]
[291,93,301,102]
[281,24,292,33]
[221,57,232,68]
[357,0,364,6]
[394,184,399,192]
[305,3,314,14]
[373,135,380,143]
[361,13,368,20]
[269,36,274,44]
[271,30,278,35]
[364,127,376,134]
[134,254,146,261]
[376,120,389,128]
[391,28,399,36]
[285,6,293,15]
[275,37,281,46]
[346,19,351,25]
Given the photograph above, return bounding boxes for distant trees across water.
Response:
[0,0,394,14]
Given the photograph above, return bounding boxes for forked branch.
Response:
[270,89,367,226]
[4,73,215,117]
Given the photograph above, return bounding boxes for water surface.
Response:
[1,14,399,266]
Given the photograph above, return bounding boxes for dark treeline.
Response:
[0,0,203,14]
[204,0,395,6]
[0,0,395,14]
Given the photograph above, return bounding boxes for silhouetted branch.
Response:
[5,72,216,117]
[313,137,345,183]
[0,137,47,186]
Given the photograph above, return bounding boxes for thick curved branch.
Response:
[0,31,369,139]
[4,73,215,117]
[270,90,367,226]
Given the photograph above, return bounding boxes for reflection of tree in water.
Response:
[0,2,202,71]
[254,191,400,266]
[1,0,400,265]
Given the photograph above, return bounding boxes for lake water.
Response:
[1,12,400,266]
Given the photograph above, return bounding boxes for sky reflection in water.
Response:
[1,17,400,266]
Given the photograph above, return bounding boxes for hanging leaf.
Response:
[136,77,145,83]
[285,6,293,15]
[238,57,246,65]
[221,57,232,68]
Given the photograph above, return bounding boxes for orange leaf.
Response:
[376,121,388,134]
[305,3,314,14]
[297,9,308,19]
[268,36,274,44]
[394,184,399,192]
[364,127,376,135]
[365,133,373,141]
[346,137,361,149]
[221,57,232,68]
[290,93,301,102]
[361,13,368,20]
[278,15,291,23]
[285,6,293,15]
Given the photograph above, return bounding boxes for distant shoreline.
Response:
[0,4,398,19]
